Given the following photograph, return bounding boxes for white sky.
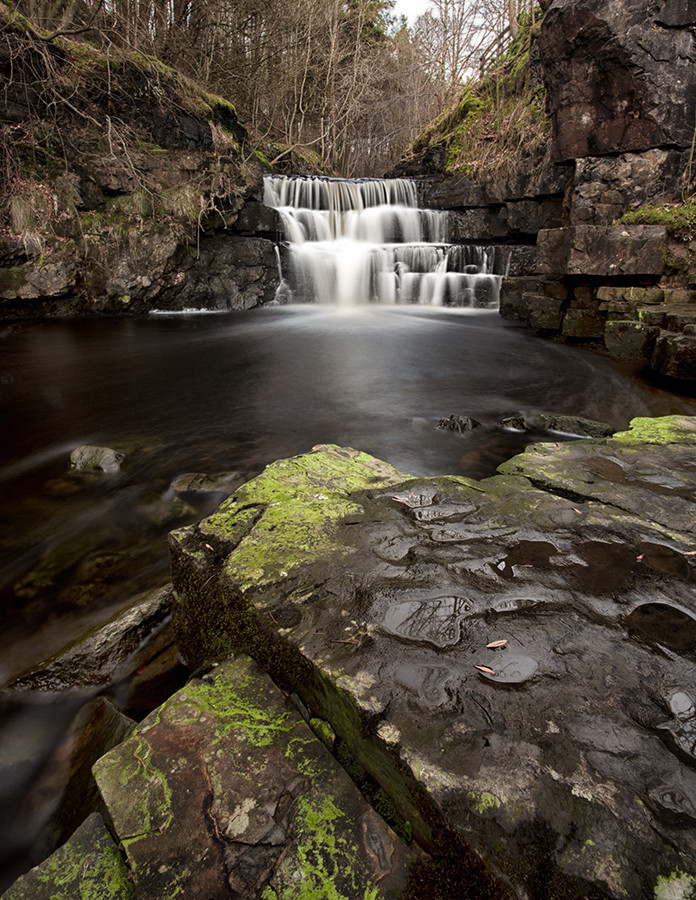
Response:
[392,0,432,24]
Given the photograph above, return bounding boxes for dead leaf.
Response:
[205,543,214,551]
[572,508,582,515]
[474,665,496,675]
[636,554,644,561]
[486,639,508,649]
[684,550,696,556]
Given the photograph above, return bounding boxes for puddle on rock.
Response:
[380,597,471,648]
[476,654,539,685]
[626,603,696,652]
[575,540,637,593]
[496,540,558,580]
[637,542,693,580]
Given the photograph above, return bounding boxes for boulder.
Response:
[539,0,696,160]
[171,470,253,496]
[1,812,134,900]
[168,433,696,899]
[605,320,660,361]
[93,654,416,899]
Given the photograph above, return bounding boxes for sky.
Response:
[392,0,432,24]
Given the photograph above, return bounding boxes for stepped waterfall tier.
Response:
[264,175,508,307]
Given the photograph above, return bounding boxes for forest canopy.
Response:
[10,0,541,175]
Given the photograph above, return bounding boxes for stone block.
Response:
[650,332,696,381]
[604,320,659,360]
[93,654,415,899]
[524,292,565,331]
[567,225,667,277]
[498,276,539,319]
[505,200,543,235]
[561,308,605,338]
[448,207,509,241]
[571,151,687,225]
[535,227,570,274]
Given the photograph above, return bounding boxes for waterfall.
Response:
[263,175,506,307]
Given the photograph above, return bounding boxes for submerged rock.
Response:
[93,654,415,899]
[69,445,125,473]
[436,415,481,433]
[169,425,696,899]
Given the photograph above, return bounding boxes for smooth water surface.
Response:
[1,305,696,887]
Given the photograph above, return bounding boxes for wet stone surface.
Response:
[170,425,696,899]
[93,654,415,900]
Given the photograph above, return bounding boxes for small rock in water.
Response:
[498,415,530,431]
[437,414,481,433]
[531,414,615,438]
[69,444,125,473]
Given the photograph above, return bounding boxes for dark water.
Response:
[1,304,696,887]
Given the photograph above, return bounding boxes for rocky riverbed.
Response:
[5,415,696,899]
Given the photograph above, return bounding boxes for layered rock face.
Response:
[415,0,696,383]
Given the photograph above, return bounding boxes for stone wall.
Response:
[416,0,696,384]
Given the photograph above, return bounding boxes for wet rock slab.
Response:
[93,653,414,899]
[170,430,696,899]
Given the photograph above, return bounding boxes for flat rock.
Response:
[93,654,415,899]
[1,812,134,900]
[169,431,696,899]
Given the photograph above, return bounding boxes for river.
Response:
[1,304,695,889]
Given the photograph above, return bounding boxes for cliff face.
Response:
[402,0,696,383]
[0,5,281,316]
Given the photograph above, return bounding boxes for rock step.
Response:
[92,653,416,899]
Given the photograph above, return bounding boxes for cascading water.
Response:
[263,175,507,307]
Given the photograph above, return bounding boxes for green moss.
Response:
[467,791,501,815]
[2,814,135,899]
[610,416,696,447]
[407,15,549,176]
[279,796,380,900]
[182,670,296,748]
[617,199,696,241]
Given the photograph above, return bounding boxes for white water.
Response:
[263,175,507,307]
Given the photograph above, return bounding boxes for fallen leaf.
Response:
[636,554,644,561]
[474,665,496,675]
[684,550,696,556]
[205,543,214,551]
[572,508,582,515]
[486,639,508,649]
